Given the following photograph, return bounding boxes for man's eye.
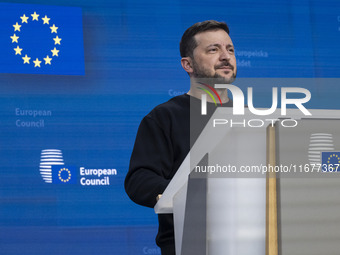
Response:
[228,48,235,53]
[208,48,217,52]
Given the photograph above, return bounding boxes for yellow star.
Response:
[42,15,50,24]
[44,55,52,65]
[31,12,39,21]
[22,54,31,64]
[53,36,62,45]
[51,47,59,56]
[10,34,19,43]
[33,58,42,67]
[13,22,21,31]
[20,14,29,23]
[14,46,23,55]
[50,24,58,33]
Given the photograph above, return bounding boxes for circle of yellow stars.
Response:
[58,168,71,183]
[327,154,340,165]
[10,12,62,68]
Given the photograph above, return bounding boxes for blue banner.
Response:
[0,2,84,75]
[52,165,77,184]
[322,152,340,172]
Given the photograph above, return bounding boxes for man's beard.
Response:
[192,60,236,84]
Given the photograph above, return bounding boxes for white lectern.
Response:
[154,108,340,255]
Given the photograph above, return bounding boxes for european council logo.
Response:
[39,149,77,184]
[322,152,340,172]
[0,3,84,75]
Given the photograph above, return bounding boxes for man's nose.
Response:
[219,49,231,61]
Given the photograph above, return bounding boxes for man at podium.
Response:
[125,20,237,255]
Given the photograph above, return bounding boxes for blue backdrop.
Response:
[0,0,340,254]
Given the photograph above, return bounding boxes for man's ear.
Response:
[181,57,194,74]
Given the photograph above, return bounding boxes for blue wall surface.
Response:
[1,0,340,254]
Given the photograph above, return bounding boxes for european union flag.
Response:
[321,152,340,172]
[0,3,84,75]
[52,165,77,184]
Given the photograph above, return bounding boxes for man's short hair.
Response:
[180,20,230,58]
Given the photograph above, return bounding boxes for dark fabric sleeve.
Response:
[125,116,173,208]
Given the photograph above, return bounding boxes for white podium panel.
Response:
[277,119,340,255]
[155,108,340,255]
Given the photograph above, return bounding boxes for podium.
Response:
[154,108,340,255]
